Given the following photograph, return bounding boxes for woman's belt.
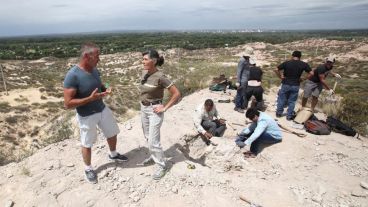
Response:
[141,100,162,106]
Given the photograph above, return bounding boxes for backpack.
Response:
[209,84,226,91]
[304,119,331,135]
[326,116,357,137]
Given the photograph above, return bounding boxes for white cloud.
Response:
[0,0,367,36]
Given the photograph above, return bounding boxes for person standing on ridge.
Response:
[63,43,128,184]
[139,49,181,180]
[274,51,312,120]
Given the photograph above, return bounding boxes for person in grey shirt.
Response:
[63,42,128,184]
[234,52,251,113]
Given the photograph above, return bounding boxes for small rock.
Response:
[125,122,132,130]
[312,195,322,203]
[66,163,74,167]
[129,192,140,202]
[171,186,178,194]
[7,173,13,178]
[48,165,54,170]
[4,200,14,207]
[360,181,368,190]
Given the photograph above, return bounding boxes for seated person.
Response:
[244,58,264,110]
[193,99,227,141]
[235,108,282,158]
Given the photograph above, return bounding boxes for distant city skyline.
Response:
[0,0,367,37]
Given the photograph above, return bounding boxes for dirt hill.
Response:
[1,87,367,207]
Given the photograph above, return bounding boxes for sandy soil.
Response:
[0,88,367,207]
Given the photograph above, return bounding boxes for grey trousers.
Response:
[201,120,226,137]
[141,104,166,168]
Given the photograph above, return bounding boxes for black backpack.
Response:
[326,116,357,137]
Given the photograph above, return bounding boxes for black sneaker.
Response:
[109,153,128,162]
[85,169,97,184]
[276,113,282,118]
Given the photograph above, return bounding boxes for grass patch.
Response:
[0,102,11,113]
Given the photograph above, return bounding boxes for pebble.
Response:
[66,163,74,167]
[129,192,140,202]
[171,186,178,194]
[7,173,13,178]
[4,200,14,207]
[360,181,368,190]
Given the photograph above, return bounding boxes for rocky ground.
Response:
[0,88,367,207]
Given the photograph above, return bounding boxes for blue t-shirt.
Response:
[63,65,105,117]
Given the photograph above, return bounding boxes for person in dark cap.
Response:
[274,51,313,120]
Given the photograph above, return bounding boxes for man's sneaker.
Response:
[109,153,128,162]
[276,113,282,118]
[137,157,154,166]
[152,166,167,180]
[234,107,244,113]
[85,169,97,184]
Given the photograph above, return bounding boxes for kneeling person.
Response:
[194,99,227,141]
[235,108,282,157]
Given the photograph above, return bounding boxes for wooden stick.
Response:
[278,123,307,138]
[239,195,263,207]
[227,122,237,131]
[0,65,8,95]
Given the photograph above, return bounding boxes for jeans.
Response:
[235,131,281,155]
[141,104,166,168]
[276,84,299,118]
[201,120,226,137]
[235,83,247,109]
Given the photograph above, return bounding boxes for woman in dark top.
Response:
[244,58,264,110]
[139,49,181,180]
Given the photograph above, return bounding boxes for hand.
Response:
[335,73,341,79]
[105,87,112,95]
[153,104,166,114]
[328,89,335,95]
[218,118,226,125]
[90,88,107,101]
[280,74,285,80]
[235,82,240,87]
[204,131,213,139]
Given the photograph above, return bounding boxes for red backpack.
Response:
[304,120,331,135]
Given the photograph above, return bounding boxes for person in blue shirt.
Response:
[235,108,282,158]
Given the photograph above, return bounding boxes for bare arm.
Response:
[274,68,284,80]
[164,85,181,110]
[153,85,181,113]
[319,74,330,90]
[63,88,106,109]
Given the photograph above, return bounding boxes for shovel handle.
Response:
[332,81,337,91]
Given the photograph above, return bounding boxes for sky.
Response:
[0,0,367,37]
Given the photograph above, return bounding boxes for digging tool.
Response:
[227,122,237,131]
[239,195,263,207]
[277,123,307,138]
[325,79,339,104]
[231,122,245,127]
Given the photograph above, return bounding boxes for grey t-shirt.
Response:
[63,65,105,117]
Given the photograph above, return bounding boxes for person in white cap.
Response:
[234,51,251,113]
[301,56,341,112]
